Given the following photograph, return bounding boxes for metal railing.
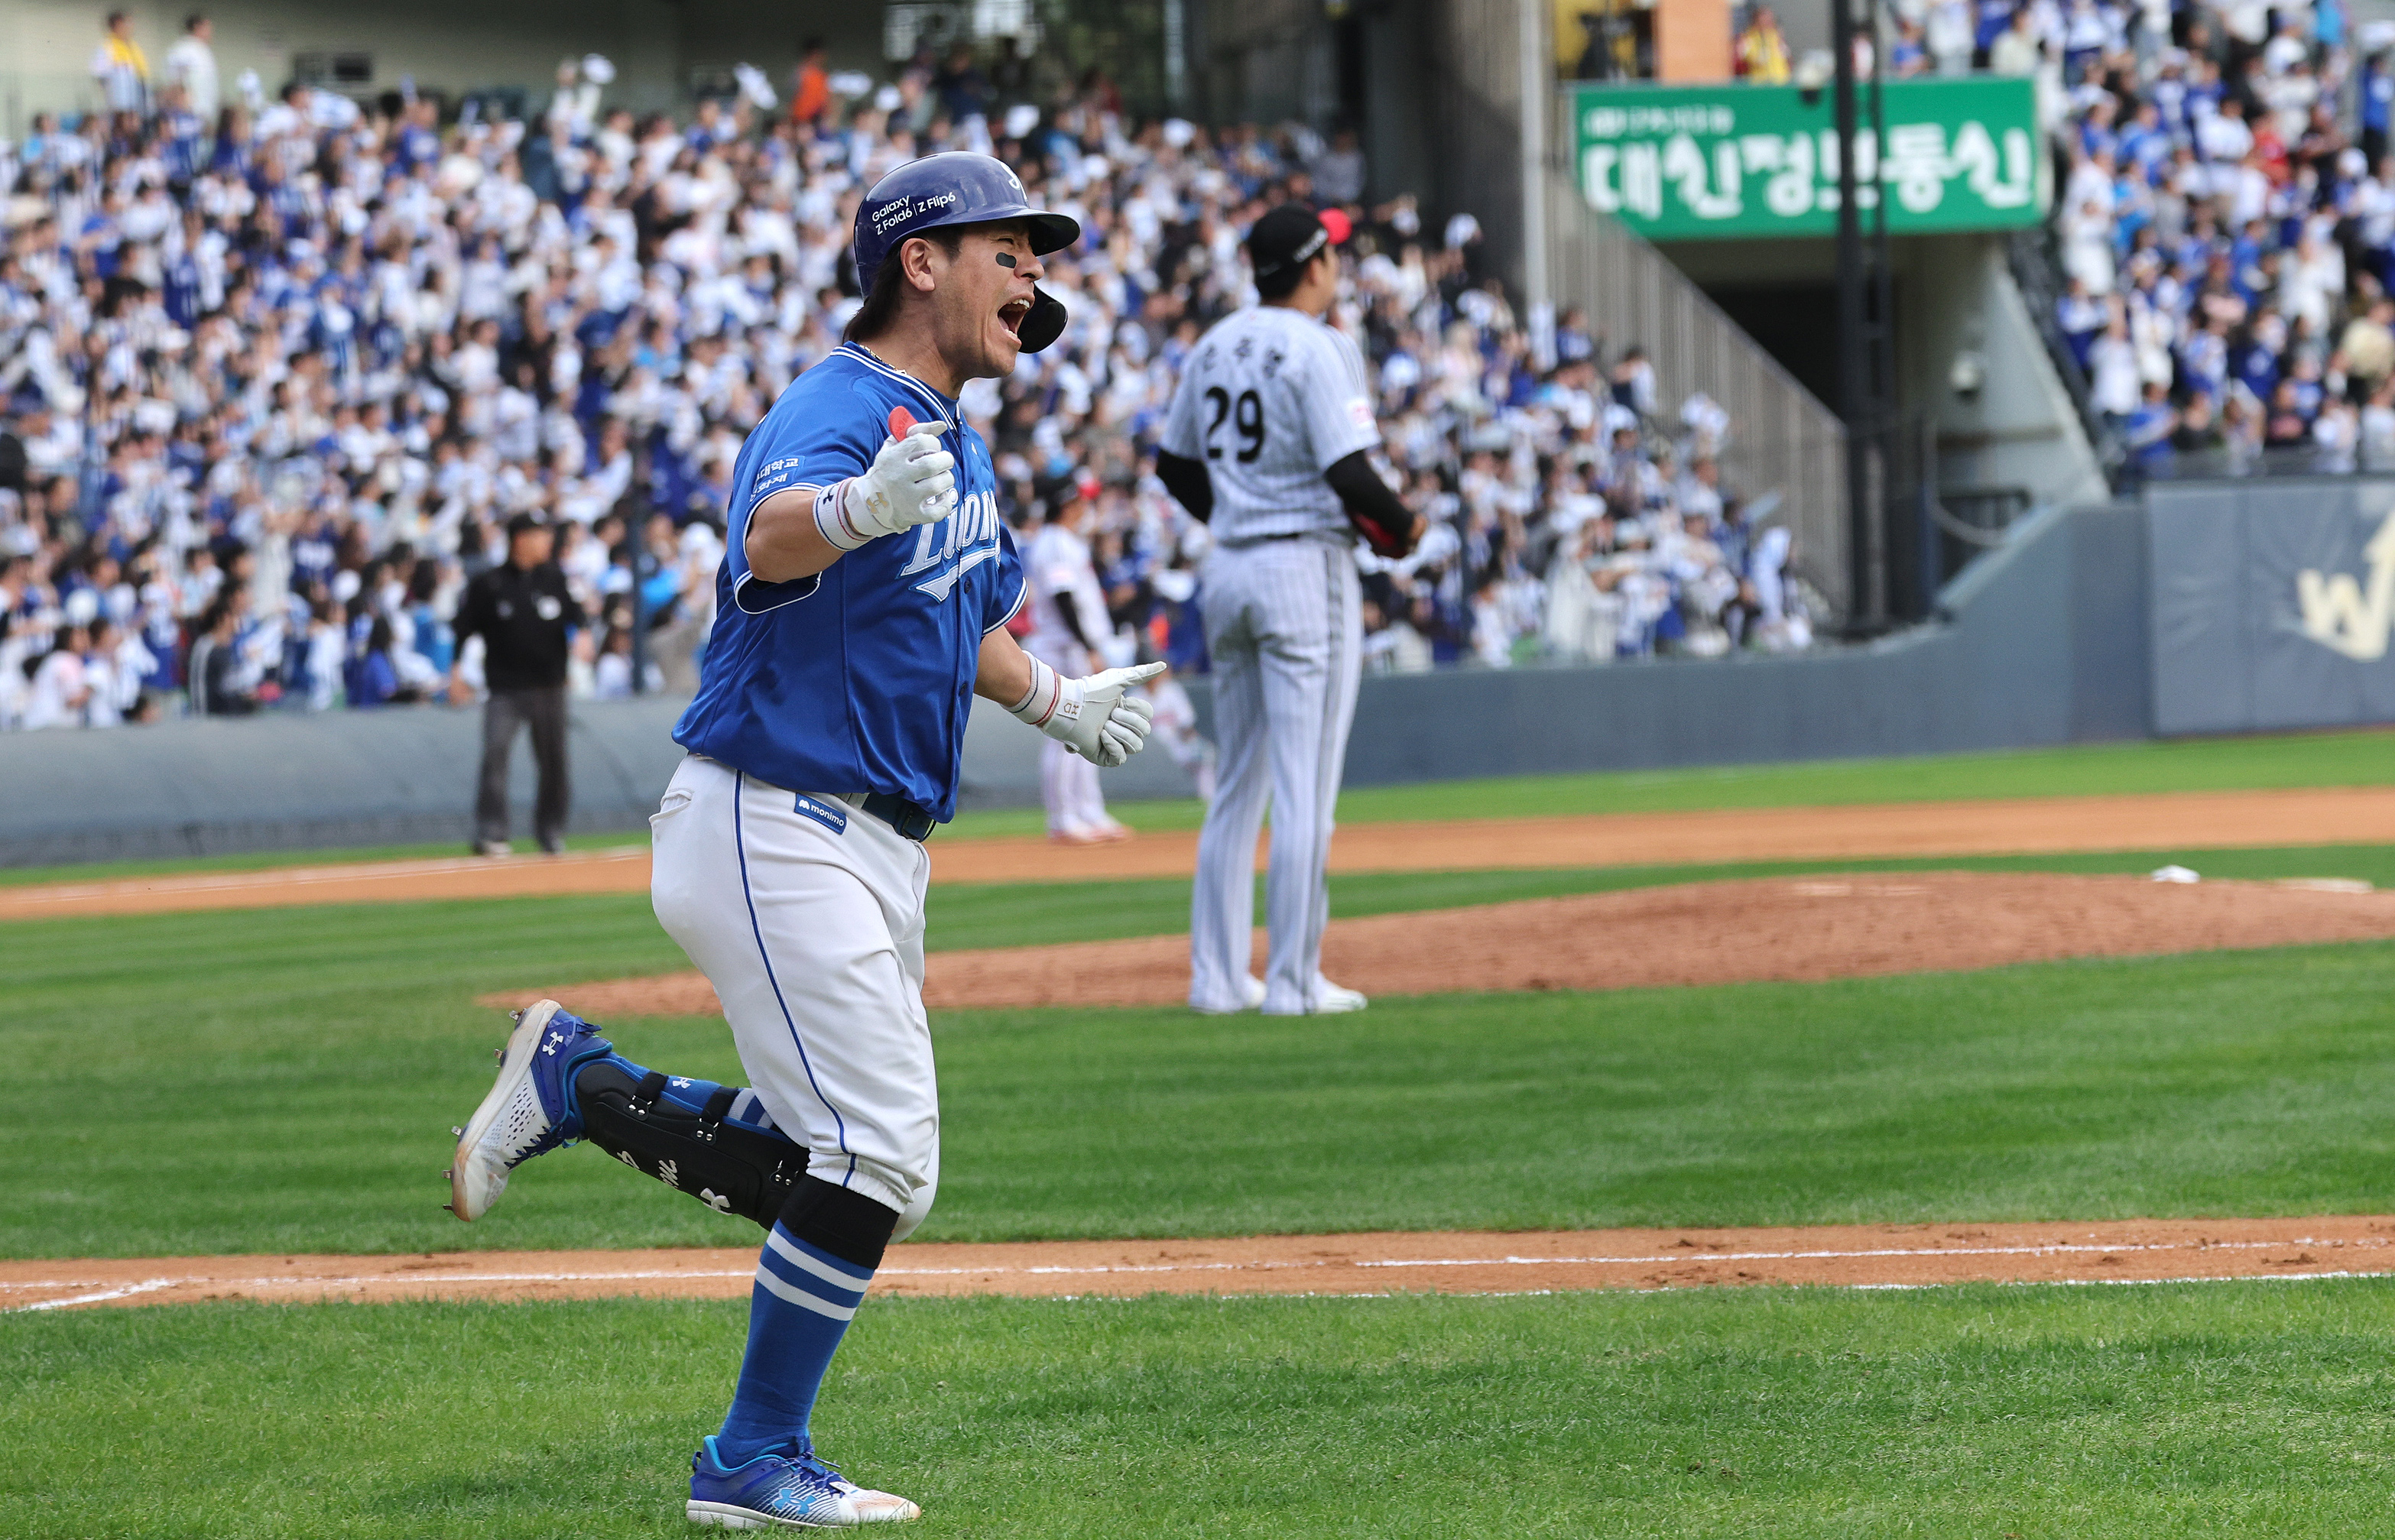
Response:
[1542,168,1852,621]
[2140,443,2395,481]
[2004,226,2128,491]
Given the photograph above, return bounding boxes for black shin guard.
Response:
[574,1061,805,1228]
[777,1177,901,1273]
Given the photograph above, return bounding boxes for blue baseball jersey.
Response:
[673,343,1026,821]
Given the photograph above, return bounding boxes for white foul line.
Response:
[12,1278,180,1311]
[5,1237,2390,1311]
[3,1269,755,1311]
[1353,1237,2364,1269]
[878,1236,2372,1279]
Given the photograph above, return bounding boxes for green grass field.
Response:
[11,1283,2395,1538]
[15,744,2395,1538]
[9,725,2395,887]
[11,846,2395,1256]
[0,828,655,888]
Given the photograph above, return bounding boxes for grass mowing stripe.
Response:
[14,727,2395,890]
[1325,727,2395,821]
[923,945,2395,1240]
[9,1282,2395,1537]
[0,828,653,889]
[16,836,2385,976]
[8,877,2395,1255]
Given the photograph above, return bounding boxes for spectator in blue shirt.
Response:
[347,615,428,708]
[2058,277,2109,371]
[2125,382,2179,470]
[1974,0,2017,63]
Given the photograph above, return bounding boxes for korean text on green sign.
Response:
[1571,77,2047,241]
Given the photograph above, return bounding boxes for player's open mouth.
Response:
[998,297,1030,337]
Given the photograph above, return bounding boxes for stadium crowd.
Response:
[0,23,1808,731]
[2014,0,2395,472]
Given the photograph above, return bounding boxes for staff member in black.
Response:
[453,513,585,855]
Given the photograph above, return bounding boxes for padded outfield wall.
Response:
[2144,477,2395,736]
[0,498,2162,866]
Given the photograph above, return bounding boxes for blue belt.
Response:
[849,792,937,842]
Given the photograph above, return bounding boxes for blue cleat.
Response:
[446,1000,612,1221]
[686,1436,921,1529]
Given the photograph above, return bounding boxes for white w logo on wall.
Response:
[2297,511,2395,661]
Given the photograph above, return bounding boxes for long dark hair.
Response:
[843,229,965,345]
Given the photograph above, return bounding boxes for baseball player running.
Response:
[1024,481,1131,841]
[1155,204,1421,1016]
[443,152,1163,1529]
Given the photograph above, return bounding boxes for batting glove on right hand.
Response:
[1008,660,1166,767]
[815,422,957,551]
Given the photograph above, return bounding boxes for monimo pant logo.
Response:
[2297,510,2395,661]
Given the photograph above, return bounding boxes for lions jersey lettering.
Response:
[897,490,1005,599]
[673,343,1027,822]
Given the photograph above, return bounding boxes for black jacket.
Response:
[190,634,255,716]
[454,562,585,692]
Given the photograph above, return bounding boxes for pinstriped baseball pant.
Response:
[1189,534,1364,1014]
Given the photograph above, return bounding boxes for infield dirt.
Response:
[15,785,2395,921]
[11,1217,2395,1311]
[491,871,2395,1016]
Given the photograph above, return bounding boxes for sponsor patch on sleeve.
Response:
[750,456,803,501]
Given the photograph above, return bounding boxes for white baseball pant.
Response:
[649,754,941,1235]
[1188,534,1363,1014]
[1038,738,1109,833]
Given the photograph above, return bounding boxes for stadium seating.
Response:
[0,76,1799,731]
[2026,0,2395,477]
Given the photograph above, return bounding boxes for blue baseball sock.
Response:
[714,1222,878,1465]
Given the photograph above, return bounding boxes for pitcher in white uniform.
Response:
[1154,205,1423,1016]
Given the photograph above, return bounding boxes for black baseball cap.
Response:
[1247,203,1353,284]
[505,512,548,537]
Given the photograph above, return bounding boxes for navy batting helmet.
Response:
[853,151,1079,352]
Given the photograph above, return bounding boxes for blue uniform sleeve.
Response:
[725,378,884,615]
[982,522,1030,635]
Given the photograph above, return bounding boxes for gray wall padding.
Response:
[0,501,2156,867]
[1330,498,2150,785]
[0,694,695,867]
[2147,478,2395,736]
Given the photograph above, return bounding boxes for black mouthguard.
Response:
[1015,287,1066,352]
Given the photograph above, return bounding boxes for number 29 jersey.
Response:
[1160,304,1381,544]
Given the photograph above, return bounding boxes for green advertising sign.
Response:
[1570,77,2048,241]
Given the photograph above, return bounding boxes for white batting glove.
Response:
[814,423,957,551]
[1007,660,1166,767]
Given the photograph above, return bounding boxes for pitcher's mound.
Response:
[492,871,2395,1018]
